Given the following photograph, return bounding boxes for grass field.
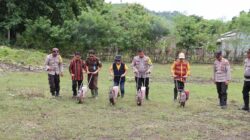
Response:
[0,63,249,140]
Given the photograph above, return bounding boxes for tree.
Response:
[231,11,250,34]
[111,4,169,50]
[0,0,82,44]
[174,14,228,59]
[174,15,197,54]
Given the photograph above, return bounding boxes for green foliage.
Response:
[229,11,250,34]
[14,3,170,54]
[174,15,227,52]
[72,9,113,49]
[0,0,81,43]
[0,46,46,66]
[174,15,197,51]
[2,0,249,56]
[110,4,170,50]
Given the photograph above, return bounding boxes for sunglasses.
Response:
[53,51,58,53]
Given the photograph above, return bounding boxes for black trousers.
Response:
[216,82,228,106]
[174,80,185,100]
[135,77,149,99]
[48,74,60,96]
[72,80,83,96]
[242,81,250,109]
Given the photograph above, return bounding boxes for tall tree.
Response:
[0,0,82,43]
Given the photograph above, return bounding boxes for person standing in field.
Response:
[45,48,63,97]
[109,55,128,98]
[241,49,250,112]
[171,52,190,101]
[131,49,153,100]
[69,52,86,99]
[85,50,102,99]
[213,51,231,109]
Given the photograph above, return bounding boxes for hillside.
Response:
[0,46,47,71]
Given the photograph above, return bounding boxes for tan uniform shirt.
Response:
[131,56,153,78]
[45,54,63,75]
[213,58,231,82]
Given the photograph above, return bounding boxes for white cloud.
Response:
[105,0,250,20]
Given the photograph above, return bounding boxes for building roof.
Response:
[217,31,238,42]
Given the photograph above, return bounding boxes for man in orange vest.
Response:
[171,52,190,101]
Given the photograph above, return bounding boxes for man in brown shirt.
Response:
[85,50,102,99]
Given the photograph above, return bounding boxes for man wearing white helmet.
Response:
[171,52,190,101]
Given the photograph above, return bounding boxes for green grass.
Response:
[0,63,249,140]
[0,46,46,66]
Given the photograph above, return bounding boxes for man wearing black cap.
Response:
[213,51,231,109]
[109,55,128,98]
[69,52,86,98]
[241,49,250,112]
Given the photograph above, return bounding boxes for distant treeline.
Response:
[0,1,250,62]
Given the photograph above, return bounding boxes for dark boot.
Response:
[219,98,222,106]
[51,92,55,96]
[91,90,95,97]
[242,106,249,111]
[242,99,249,111]
[55,91,60,97]
[243,96,249,110]
[174,88,177,100]
[146,88,149,100]
[95,89,98,98]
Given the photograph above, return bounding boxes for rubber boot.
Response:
[91,90,95,98]
[94,89,98,99]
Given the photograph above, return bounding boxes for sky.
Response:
[105,0,250,20]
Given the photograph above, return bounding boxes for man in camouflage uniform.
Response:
[85,50,102,99]
[131,49,153,100]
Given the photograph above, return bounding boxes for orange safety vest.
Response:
[172,60,189,81]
